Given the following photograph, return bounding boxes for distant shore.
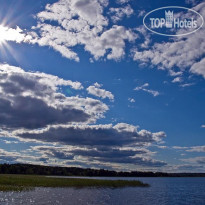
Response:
[0,174,149,192]
[0,164,205,177]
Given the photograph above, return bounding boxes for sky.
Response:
[0,0,204,172]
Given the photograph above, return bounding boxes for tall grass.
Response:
[0,174,149,192]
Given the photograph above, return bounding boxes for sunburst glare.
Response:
[0,25,25,44]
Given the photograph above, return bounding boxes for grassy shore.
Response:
[0,174,149,192]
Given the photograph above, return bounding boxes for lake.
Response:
[0,177,205,205]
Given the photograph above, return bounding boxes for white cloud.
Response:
[186,146,205,152]
[190,58,205,78]
[172,145,205,153]
[172,146,188,150]
[138,10,146,17]
[109,5,134,23]
[169,70,183,77]
[180,83,194,87]
[172,77,183,83]
[134,83,160,97]
[83,25,137,60]
[201,125,205,128]
[181,156,205,164]
[0,148,20,162]
[87,82,114,101]
[186,0,201,6]
[116,0,131,4]
[28,0,137,61]
[0,25,30,43]
[128,98,135,103]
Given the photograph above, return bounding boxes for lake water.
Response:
[0,177,205,205]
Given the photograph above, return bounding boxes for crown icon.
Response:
[165,10,174,28]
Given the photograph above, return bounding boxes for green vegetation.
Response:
[0,174,149,192]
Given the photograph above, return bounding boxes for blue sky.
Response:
[0,0,204,172]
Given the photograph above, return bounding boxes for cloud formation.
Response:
[12,122,166,168]
[173,145,205,153]
[109,5,134,23]
[87,82,114,101]
[27,0,137,61]
[182,156,205,165]
[0,25,30,43]
[134,83,160,97]
[30,145,166,167]
[0,63,167,169]
[0,148,19,163]
[0,64,108,129]
[16,123,166,147]
[128,98,135,103]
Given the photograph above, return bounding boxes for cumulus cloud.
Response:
[190,58,205,78]
[133,2,205,79]
[0,63,168,169]
[87,82,114,101]
[0,64,108,129]
[0,25,31,43]
[134,83,160,97]
[8,121,167,168]
[109,5,134,23]
[15,123,166,147]
[30,142,166,167]
[27,0,137,61]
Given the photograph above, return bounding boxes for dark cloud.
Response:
[0,96,89,129]
[72,149,166,167]
[17,123,166,147]
[0,64,108,129]
[32,145,166,167]
[20,123,166,168]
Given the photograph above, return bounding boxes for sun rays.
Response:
[0,24,30,64]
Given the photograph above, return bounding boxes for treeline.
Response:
[0,163,205,177]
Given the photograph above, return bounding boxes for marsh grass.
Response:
[0,174,149,192]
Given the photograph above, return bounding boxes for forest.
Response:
[0,164,204,177]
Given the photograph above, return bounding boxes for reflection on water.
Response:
[0,177,205,205]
